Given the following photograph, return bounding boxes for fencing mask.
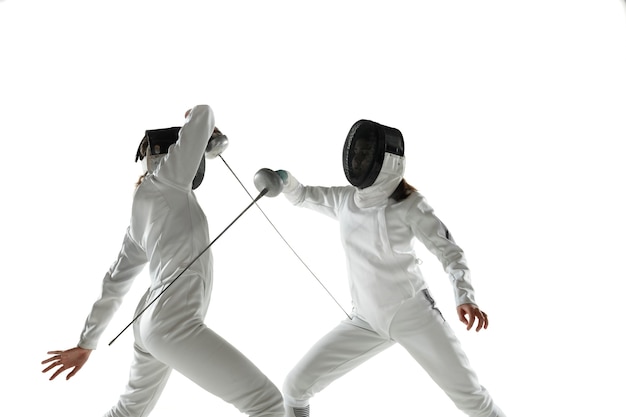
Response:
[135,127,209,189]
[343,119,404,189]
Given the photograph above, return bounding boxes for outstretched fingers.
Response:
[41,347,92,381]
[41,355,66,381]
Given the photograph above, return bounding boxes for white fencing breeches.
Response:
[283,289,505,417]
[104,273,284,417]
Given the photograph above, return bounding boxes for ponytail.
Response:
[390,178,417,202]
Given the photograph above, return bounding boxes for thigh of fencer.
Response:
[105,344,173,417]
[389,291,482,393]
[133,272,212,368]
[133,273,281,414]
[136,272,211,343]
[284,316,394,406]
[141,323,282,415]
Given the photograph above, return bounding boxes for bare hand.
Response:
[41,347,92,380]
[457,304,489,332]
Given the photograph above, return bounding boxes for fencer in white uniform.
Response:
[276,120,506,417]
[42,105,284,417]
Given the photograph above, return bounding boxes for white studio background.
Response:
[1,0,625,416]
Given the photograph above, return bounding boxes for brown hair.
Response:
[390,178,417,202]
[135,174,147,188]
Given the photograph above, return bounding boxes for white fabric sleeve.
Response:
[280,171,347,220]
[78,229,148,349]
[156,104,215,190]
[281,171,305,204]
[407,195,477,307]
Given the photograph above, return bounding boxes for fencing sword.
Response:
[107,169,283,346]
[221,157,351,319]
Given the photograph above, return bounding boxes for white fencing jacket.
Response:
[78,105,215,350]
[282,173,477,337]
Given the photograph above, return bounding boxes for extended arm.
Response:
[277,170,348,219]
[41,229,147,380]
[79,229,148,349]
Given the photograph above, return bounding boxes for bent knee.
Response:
[246,383,284,417]
[282,369,312,405]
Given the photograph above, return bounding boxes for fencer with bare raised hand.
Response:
[41,104,284,417]
[273,119,506,417]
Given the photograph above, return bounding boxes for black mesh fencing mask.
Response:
[135,126,205,189]
[343,119,404,188]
